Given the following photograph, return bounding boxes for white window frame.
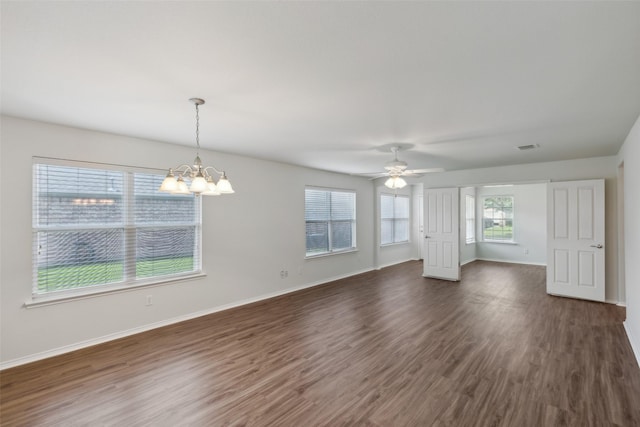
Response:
[380,193,410,246]
[30,158,203,304]
[465,195,476,244]
[481,195,515,243]
[305,186,357,258]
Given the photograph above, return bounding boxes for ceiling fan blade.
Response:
[351,172,389,179]
[351,146,444,181]
[405,168,445,174]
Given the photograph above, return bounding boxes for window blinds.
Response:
[33,163,201,295]
[305,188,356,256]
[133,173,200,279]
[465,195,476,244]
[381,194,409,245]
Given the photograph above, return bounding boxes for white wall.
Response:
[476,183,547,265]
[620,113,640,365]
[459,187,477,265]
[420,156,620,303]
[375,184,415,269]
[0,116,376,367]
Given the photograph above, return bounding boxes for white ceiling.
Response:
[2,1,640,175]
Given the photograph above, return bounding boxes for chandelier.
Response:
[159,98,234,196]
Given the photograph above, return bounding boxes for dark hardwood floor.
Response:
[1,260,639,426]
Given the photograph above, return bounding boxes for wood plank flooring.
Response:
[1,260,639,426]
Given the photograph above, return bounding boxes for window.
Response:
[305,187,356,256]
[465,195,476,244]
[482,195,514,242]
[33,162,201,296]
[380,194,409,245]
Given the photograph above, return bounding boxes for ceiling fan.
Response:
[356,146,444,189]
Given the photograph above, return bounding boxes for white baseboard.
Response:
[461,258,478,266]
[606,300,626,306]
[476,257,547,266]
[376,259,414,270]
[624,321,640,369]
[0,267,374,371]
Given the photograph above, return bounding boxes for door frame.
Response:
[617,162,625,305]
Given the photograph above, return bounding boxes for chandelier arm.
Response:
[202,165,224,176]
[173,164,195,175]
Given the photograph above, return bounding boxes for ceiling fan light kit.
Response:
[383,146,408,189]
[159,98,234,196]
[385,175,407,189]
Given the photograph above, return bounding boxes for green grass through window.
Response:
[37,257,194,292]
[483,225,513,240]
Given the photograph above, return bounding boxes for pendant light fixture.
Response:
[159,98,234,196]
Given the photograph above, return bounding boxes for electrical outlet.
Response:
[280,270,289,279]
[524,249,529,255]
[146,295,153,306]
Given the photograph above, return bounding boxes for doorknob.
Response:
[425,236,431,239]
[590,244,603,249]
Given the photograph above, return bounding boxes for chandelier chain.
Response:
[195,103,200,152]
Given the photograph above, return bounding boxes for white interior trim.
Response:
[617,161,626,305]
[425,179,551,189]
[376,258,413,270]
[475,257,547,266]
[25,273,207,308]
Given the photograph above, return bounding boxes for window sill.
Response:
[380,241,410,248]
[24,272,206,308]
[465,240,476,245]
[305,248,358,259]
[480,240,518,245]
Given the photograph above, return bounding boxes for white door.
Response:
[547,179,605,302]
[423,187,460,281]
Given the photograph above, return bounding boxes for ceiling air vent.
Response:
[516,144,539,151]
